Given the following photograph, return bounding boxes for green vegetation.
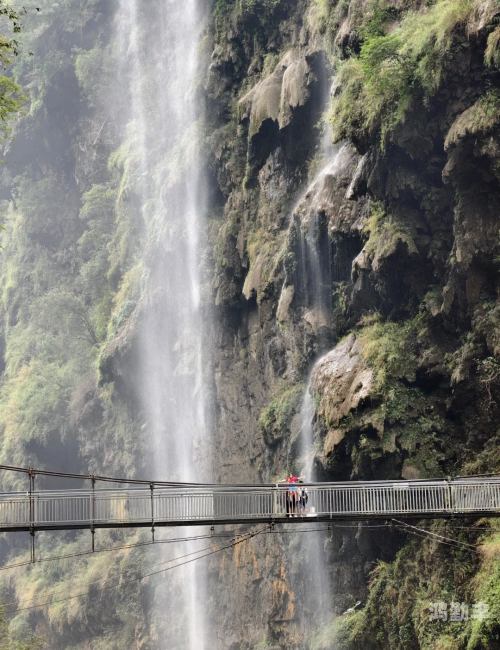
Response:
[358,314,419,388]
[313,519,500,650]
[215,0,288,39]
[0,603,45,650]
[445,90,500,148]
[339,315,448,477]
[0,1,152,645]
[309,0,348,52]
[322,310,500,647]
[311,612,361,650]
[0,2,28,139]
[329,0,472,144]
[363,201,417,269]
[213,0,297,99]
[485,24,500,67]
[259,381,304,444]
[246,228,287,302]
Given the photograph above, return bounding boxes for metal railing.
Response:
[1,477,500,532]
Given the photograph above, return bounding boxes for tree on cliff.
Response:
[0,2,29,140]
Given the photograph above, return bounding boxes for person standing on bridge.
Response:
[282,473,304,516]
[298,480,308,516]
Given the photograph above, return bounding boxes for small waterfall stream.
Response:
[294,143,351,342]
[298,384,316,478]
[294,378,334,637]
[115,2,210,648]
[289,111,354,642]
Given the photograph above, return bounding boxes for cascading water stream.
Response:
[294,377,334,634]
[289,102,354,642]
[298,383,316,479]
[294,141,351,345]
[114,2,210,648]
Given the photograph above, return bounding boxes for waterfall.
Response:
[294,379,334,635]
[289,99,352,642]
[298,384,316,478]
[294,142,351,344]
[114,2,210,648]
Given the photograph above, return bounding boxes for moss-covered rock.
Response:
[259,381,304,445]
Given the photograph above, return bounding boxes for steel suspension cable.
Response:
[0,532,239,572]
[0,522,415,573]
[1,521,483,614]
[2,526,270,613]
[392,519,479,553]
[3,462,500,488]
[1,528,265,608]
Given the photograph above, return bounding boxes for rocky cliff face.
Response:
[203,0,500,648]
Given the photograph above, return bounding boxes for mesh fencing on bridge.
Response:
[1,478,500,531]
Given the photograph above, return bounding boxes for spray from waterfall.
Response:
[114,2,210,648]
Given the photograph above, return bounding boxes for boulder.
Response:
[311,333,374,428]
[238,49,317,138]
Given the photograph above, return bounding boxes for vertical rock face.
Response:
[203,0,500,648]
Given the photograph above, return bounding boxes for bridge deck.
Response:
[1,477,500,532]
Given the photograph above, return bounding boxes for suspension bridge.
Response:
[1,466,500,534]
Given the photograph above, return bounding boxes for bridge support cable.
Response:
[0,463,237,487]
[2,529,265,609]
[392,518,479,553]
[1,521,483,615]
[0,531,250,572]
[1,525,270,615]
[3,462,500,487]
[0,521,481,574]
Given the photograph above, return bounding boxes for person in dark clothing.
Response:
[298,480,308,515]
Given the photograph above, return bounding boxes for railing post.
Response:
[28,468,35,563]
[90,475,95,552]
[447,476,454,517]
[150,482,155,542]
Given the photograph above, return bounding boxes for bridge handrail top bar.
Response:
[2,465,500,490]
[2,477,500,499]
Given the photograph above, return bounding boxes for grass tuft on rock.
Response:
[329,0,472,145]
[259,381,304,444]
[445,90,500,148]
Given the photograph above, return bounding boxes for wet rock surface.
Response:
[311,334,374,428]
[204,1,500,647]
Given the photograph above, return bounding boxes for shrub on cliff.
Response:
[0,604,45,650]
[0,3,28,140]
[259,381,304,444]
[329,0,472,145]
[358,314,419,388]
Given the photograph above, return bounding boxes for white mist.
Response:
[114,1,210,648]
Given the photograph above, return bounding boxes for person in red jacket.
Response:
[283,473,305,516]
